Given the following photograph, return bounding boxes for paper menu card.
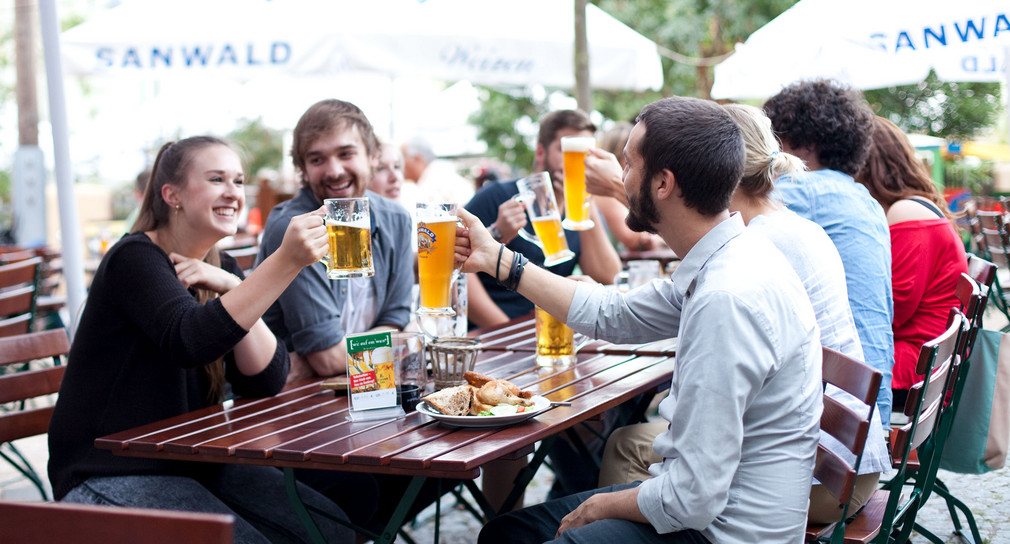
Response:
[346,331,403,420]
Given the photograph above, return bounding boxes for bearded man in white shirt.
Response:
[458,96,822,544]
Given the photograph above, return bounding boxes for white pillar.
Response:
[39,0,86,339]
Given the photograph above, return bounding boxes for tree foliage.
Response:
[597,0,798,98]
[864,71,1003,140]
[227,117,284,180]
[467,87,545,174]
[469,0,799,167]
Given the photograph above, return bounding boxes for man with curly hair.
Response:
[764,79,895,429]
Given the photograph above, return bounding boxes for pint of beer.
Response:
[560,136,596,231]
[516,172,575,267]
[321,198,374,279]
[417,202,459,317]
[535,306,576,366]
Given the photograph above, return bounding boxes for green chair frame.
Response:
[875,313,965,543]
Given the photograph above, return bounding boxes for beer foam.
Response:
[560,137,596,153]
[326,218,368,228]
[416,216,458,224]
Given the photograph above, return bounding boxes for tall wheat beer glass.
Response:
[560,136,596,231]
[321,198,373,279]
[516,172,575,266]
[416,202,459,317]
[535,306,576,366]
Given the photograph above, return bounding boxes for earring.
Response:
[175,205,180,210]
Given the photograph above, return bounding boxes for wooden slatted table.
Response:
[97,319,676,544]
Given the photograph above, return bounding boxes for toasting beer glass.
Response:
[560,136,596,231]
[515,172,575,267]
[321,198,374,279]
[416,202,459,317]
[535,306,576,367]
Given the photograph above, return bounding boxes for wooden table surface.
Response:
[96,314,677,541]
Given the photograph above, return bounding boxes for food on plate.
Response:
[421,373,537,416]
[422,385,472,416]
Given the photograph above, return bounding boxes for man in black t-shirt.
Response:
[464,109,621,327]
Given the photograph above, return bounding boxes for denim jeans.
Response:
[478,482,711,544]
[62,465,354,544]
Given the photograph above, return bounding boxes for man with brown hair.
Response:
[465,109,621,327]
[257,99,414,380]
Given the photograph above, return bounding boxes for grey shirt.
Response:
[258,188,414,355]
[568,214,821,543]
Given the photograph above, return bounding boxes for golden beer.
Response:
[535,306,576,367]
[531,216,568,260]
[561,136,596,231]
[325,220,374,278]
[417,217,457,314]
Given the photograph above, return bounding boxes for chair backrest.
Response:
[0,501,234,544]
[966,254,997,293]
[0,329,71,445]
[224,245,258,275]
[953,273,984,361]
[0,248,38,265]
[891,314,962,468]
[815,347,882,509]
[0,257,41,336]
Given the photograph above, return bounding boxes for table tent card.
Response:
[346,331,405,421]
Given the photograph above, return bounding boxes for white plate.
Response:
[417,395,551,428]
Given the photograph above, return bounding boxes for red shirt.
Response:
[890,218,967,390]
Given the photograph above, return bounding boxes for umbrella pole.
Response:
[39,0,87,340]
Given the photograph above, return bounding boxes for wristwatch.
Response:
[488,224,503,242]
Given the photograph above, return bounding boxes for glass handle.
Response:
[516,228,543,250]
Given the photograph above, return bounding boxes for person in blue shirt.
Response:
[764,79,895,429]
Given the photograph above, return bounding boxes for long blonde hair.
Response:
[722,104,805,200]
[134,136,234,403]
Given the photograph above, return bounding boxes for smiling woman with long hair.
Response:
[47,136,356,543]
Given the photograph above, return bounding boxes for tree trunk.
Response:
[15,0,39,146]
[574,0,592,112]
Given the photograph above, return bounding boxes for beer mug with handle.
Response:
[515,172,575,267]
[560,136,596,231]
[320,197,374,279]
[416,202,460,317]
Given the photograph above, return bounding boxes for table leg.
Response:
[464,435,560,520]
[283,467,328,544]
[283,469,427,544]
[378,475,427,544]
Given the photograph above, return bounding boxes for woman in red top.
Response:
[855,117,967,408]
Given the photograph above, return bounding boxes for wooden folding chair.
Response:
[876,313,965,543]
[0,257,41,337]
[913,275,988,544]
[0,501,234,544]
[805,347,884,544]
[973,212,1010,327]
[0,329,71,500]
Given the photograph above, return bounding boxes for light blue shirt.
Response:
[773,169,894,429]
[568,214,821,543]
[750,209,891,475]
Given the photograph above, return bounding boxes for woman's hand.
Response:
[585,149,627,204]
[170,253,241,294]
[277,208,330,269]
[455,208,500,276]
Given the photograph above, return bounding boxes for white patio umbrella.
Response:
[711,0,1008,100]
[60,0,664,91]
